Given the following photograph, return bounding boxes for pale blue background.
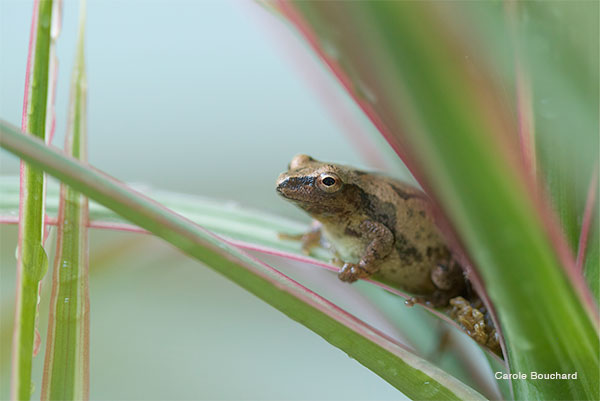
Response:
[0,0,396,217]
[0,0,412,399]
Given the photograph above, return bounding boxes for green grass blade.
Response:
[12,1,56,399]
[279,2,599,399]
[0,120,486,400]
[41,4,89,399]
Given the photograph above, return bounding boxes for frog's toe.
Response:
[330,257,344,268]
[404,295,433,308]
[337,263,365,283]
[300,229,321,254]
[448,296,501,354]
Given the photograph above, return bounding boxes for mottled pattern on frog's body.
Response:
[321,172,449,294]
[276,155,464,302]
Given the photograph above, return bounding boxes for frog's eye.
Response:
[323,177,335,186]
[317,173,342,193]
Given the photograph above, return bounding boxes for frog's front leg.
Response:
[338,220,394,283]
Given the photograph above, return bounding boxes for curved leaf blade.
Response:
[0,120,486,400]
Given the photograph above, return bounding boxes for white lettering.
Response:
[494,372,527,380]
[531,372,578,380]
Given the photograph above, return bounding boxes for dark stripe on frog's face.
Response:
[276,175,317,201]
[276,174,316,194]
[284,176,316,190]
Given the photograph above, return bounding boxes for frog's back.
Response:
[351,172,452,295]
[348,171,433,232]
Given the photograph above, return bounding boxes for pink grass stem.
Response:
[515,67,536,179]
[20,2,39,132]
[575,167,598,272]
[506,0,537,181]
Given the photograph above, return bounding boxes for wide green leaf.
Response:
[465,1,599,298]
[277,2,599,400]
[518,1,598,253]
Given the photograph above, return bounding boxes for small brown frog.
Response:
[276,154,467,307]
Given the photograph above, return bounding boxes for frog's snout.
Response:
[276,173,315,200]
[276,174,290,197]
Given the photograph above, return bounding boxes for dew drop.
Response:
[40,16,50,29]
[539,98,557,116]
[355,80,377,104]
[321,39,340,61]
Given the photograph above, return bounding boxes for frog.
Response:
[275,154,467,307]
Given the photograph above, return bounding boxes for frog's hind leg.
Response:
[431,260,466,293]
[405,260,467,307]
[449,296,501,355]
[404,291,452,308]
[424,259,466,305]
